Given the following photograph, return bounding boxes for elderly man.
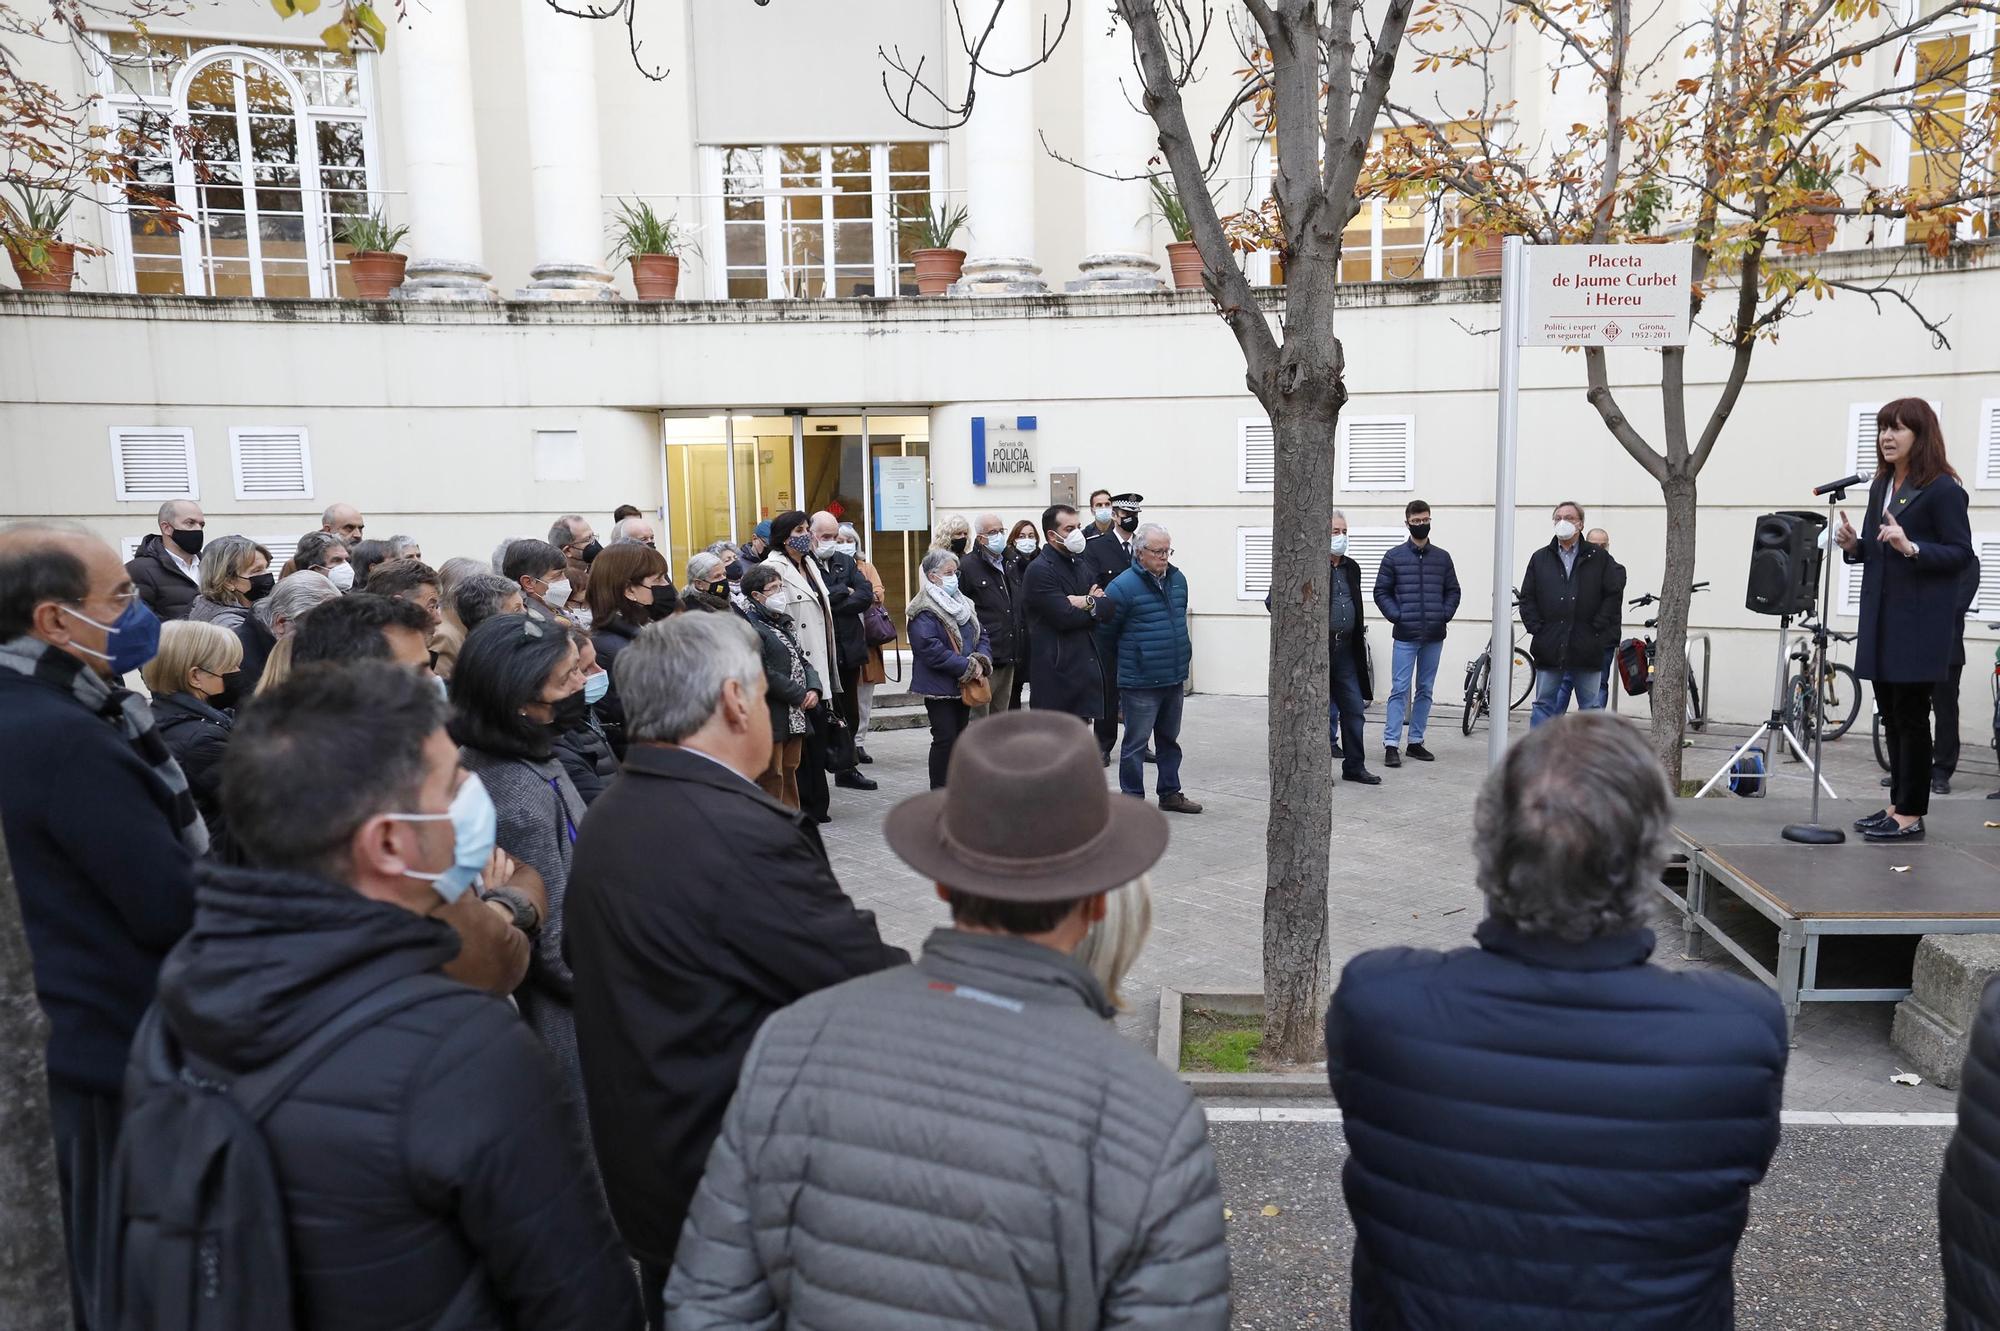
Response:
[127,499,206,621]
[960,511,1023,718]
[1101,523,1200,813]
[1327,713,1787,1329]
[565,611,906,1328]
[320,502,366,546]
[288,530,353,589]
[549,514,599,566]
[667,711,1230,1328]
[0,523,200,1322]
[1520,500,1619,726]
[501,538,574,622]
[611,513,658,547]
[263,569,341,643]
[808,509,878,792]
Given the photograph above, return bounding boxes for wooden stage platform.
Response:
[1663,800,2000,1034]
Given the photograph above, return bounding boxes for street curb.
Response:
[1159,986,1333,1098]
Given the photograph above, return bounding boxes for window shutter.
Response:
[255,535,304,567]
[109,427,197,501]
[120,537,144,562]
[1344,528,1405,596]
[1971,534,2000,620]
[1237,527,1273,600]
[1846,404,1881,482]
[1978,400,2000,489]
[1338,415,1415,491]
[1238,417,1274,492]
[1839,560,1863,618]
[230,427,314,501]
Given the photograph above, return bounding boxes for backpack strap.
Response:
[218,972,463,1122]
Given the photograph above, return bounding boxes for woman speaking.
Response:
[1834,398,1974,842]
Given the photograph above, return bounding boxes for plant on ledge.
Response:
[1150,176,1204,290]
[903,201,969,295]
[3,184,82,294]
[607,199,689,301]
[335,208,411,300]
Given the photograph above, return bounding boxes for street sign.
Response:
[972,415,1038,486]
[873,455,930,531]
[1521,244,1694,347]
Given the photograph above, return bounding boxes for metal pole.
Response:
[723,412,740,546]
[1488,235,1526,769]
[860,408,874,563]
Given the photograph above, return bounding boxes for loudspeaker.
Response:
[1745,510,1827,617]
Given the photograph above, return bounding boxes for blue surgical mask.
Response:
[983,533,1006,555]
[1330,534,1349,557]
[938,574,960,594]
[583,670,610,705]
[62,596,162,675]
[390,773,498,904]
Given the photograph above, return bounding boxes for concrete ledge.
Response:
[1891,935,2000,1088]
[1158,986,1333,1098]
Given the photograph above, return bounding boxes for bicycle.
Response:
[1462,590,1536,737]
[1782,612,1862,748]
[1622,583,1709,731]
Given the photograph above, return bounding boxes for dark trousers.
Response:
[799,711,830,819]
[1329,639,1368,778]
[1880,680,1937,817]
[925,697,970,789]
[50,1081,120,1331]
[1094,665,1119,757]
[1934,661,1964,781]
[833,659,863,773]
[642,1261,669,1331]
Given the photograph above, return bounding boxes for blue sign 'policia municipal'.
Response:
[972,416,1037,486]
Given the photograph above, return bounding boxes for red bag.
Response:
[1616,638,1651,696]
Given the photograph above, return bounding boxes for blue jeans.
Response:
[1532,666,1604,727]
[1383,638,1444,749]
[1553,645,1619,713]
[1119,685,1184,799]
[1328,639,1368,775]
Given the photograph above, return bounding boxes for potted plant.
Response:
[4,185,81,294]
[335,208,410,299]
[1151,176,1204,289]
[905,202,969,295]
[1779,157,1842,255]
[608,199,687,301]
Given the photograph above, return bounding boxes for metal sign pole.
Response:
[1488,235,1525,770]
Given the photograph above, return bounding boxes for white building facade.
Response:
[4,0,2000,728]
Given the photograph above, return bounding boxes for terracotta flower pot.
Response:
[8,240,77,293]
[630,254,681,301]
[1166,240,1204,290]
[1465,238,1504,275]
[912,247,966,296]
[348,251,407,300]
[1779,190,1841,255]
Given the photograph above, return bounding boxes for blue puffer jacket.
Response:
[1100,564,1192,689]
[1372,539,1461,642]
[1328,917,1787,1330]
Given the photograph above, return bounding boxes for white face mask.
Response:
[1330,534,1349,556]
[835,541,858,558]
[1014,538,1038,555]
[814,540,839,559]
[326,562,354,591]
[763,589,790,612]
[542,577,573,607]
[1553,519,1579,543]
[1062,529,1088,555]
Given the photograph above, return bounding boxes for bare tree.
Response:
[883,0,1417,1061]
[0,828,70,1331]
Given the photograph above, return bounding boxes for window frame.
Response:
[1887,4,1998,248]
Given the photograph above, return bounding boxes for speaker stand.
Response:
[1782,487,1851,843]
[1696,614,1836,800]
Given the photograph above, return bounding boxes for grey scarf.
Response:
[0,636,209,856]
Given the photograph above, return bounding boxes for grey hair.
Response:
[452,573,524,632]
[1329,510,1347,527]
[703,539,737,560]
[1134,522,1170,551]
[1473,712,1669,943]
[687,551,725,586]
[547,515,586,546]
[385,534,420,558]
[435,556,487,598]
[1072,875,1154,1010]
[612,515,654,543]
[618,611,764,744]
[836,522,861,544]
[264,570,341,637]
[156,499,195,527]
[320,503,345,525]
[291,532,343,573]
[919,547,958,579]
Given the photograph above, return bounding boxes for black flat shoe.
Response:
[1853,809,1892,832]
[856,748,874,765]
[1405,744,1436,762]
[835,771,878,791]
[1863,817,1924,842]
[1343,768,1383,786]
[1934,777,1951,796]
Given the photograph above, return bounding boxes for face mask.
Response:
[983,533,1007,555]
[551,688,588,731]
[1062,529,1088,555]
[1554,519,1579,542]
[1330,534,1349,556]
[1118,512,1140,533]
[1093,506,1114,525]
[542,577,573,608]
[948,536,968,556]
[1408,522,1431,541]
[707,582,727,599]
[937,574,960,595]
[583,670,610,706]
[169,527,205,556]
[432,673,449,702]
[390,773,498,904]
[814,540,839,559]
[580,540,603,564]
[835,541,858,558]
[1014,537,1038,555]
[246,572,275,602]
[764,590,790,612]
[61,597,161,675]
[206,668,245,712]
[638,588,675,622]
[326,562,355,591]
[786,533,813,556]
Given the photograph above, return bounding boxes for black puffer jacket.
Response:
[553,707,619,806]
[147,691,232,853]
[1518,538,1621,671]
[149,862,641,1330]
[126,533,200,622]
[1941,974,2000,1325]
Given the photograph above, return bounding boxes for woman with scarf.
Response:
[908,546,993,790]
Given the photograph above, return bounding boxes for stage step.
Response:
[1892,935,2000,1088]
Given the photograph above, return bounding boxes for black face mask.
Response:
[707,582,727,599]
[1408,522,1432,542]
[635,591,674,623]
[246,572,275,602]
[580,540,603,564]
[208,670,244,713]
[169,527,205,556]
[551,688,589,732]
[1118,513,1140,533]
[949,537,968,556]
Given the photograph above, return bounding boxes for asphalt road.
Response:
[1212,1118,1954,1330]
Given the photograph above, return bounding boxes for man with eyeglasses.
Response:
[0,522,201,1324]
[1098,523,1202,813]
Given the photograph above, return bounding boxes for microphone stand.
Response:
[1783,484,1848,844]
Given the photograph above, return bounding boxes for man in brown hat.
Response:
[666,710,1231,1329]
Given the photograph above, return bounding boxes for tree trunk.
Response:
[1648,471,1700,785]
[0,831,72,1331]
[1262,392,1341,1063]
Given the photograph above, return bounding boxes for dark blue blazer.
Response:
[1844,472,1974,683]
[1327,917,1787,1330]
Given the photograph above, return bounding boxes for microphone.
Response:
[1813,474,1864,496]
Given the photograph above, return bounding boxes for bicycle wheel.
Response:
[1462,655,1489,737]
[1820,663,1862,740]
[1685,669,1706,732]
[1508,650,1535,711]
[1782,675,1815,760]
[1873,710,1889,771]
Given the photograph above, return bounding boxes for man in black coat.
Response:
[1267,515,1379,785]
[1082,493,1143,759]
[1022,504,1118,741]
[566,611,907,1329]
[126,499,206,622]
[962,511,1026,716]
[1518,500,1620,727]
[117,663,638,1330]
[810,511,878,791]
[1933,559,1982,795]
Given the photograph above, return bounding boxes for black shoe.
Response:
[1405,744,1436,762]
[835,771,878,791]
[1101,750,1113,768]
[1934,776,1951,796]
[1159,791,1203,814]
[1881,776,1893,788]
[856,748,874,765]
[1143,747,1157,764]
[1331,743,1345,761]
[1988,789,2000,800]
[1344,768,1383,786]
[810,812,832,824]
[1383,748,1402,769]
[1853,809,1893,832]
[1863,817,1925,842]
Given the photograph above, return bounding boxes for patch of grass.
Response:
[1180,1009,1264,1073]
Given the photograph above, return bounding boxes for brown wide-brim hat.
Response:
[884,710,1170,901]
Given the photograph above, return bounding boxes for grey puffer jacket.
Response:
[665,929,1231,1330]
